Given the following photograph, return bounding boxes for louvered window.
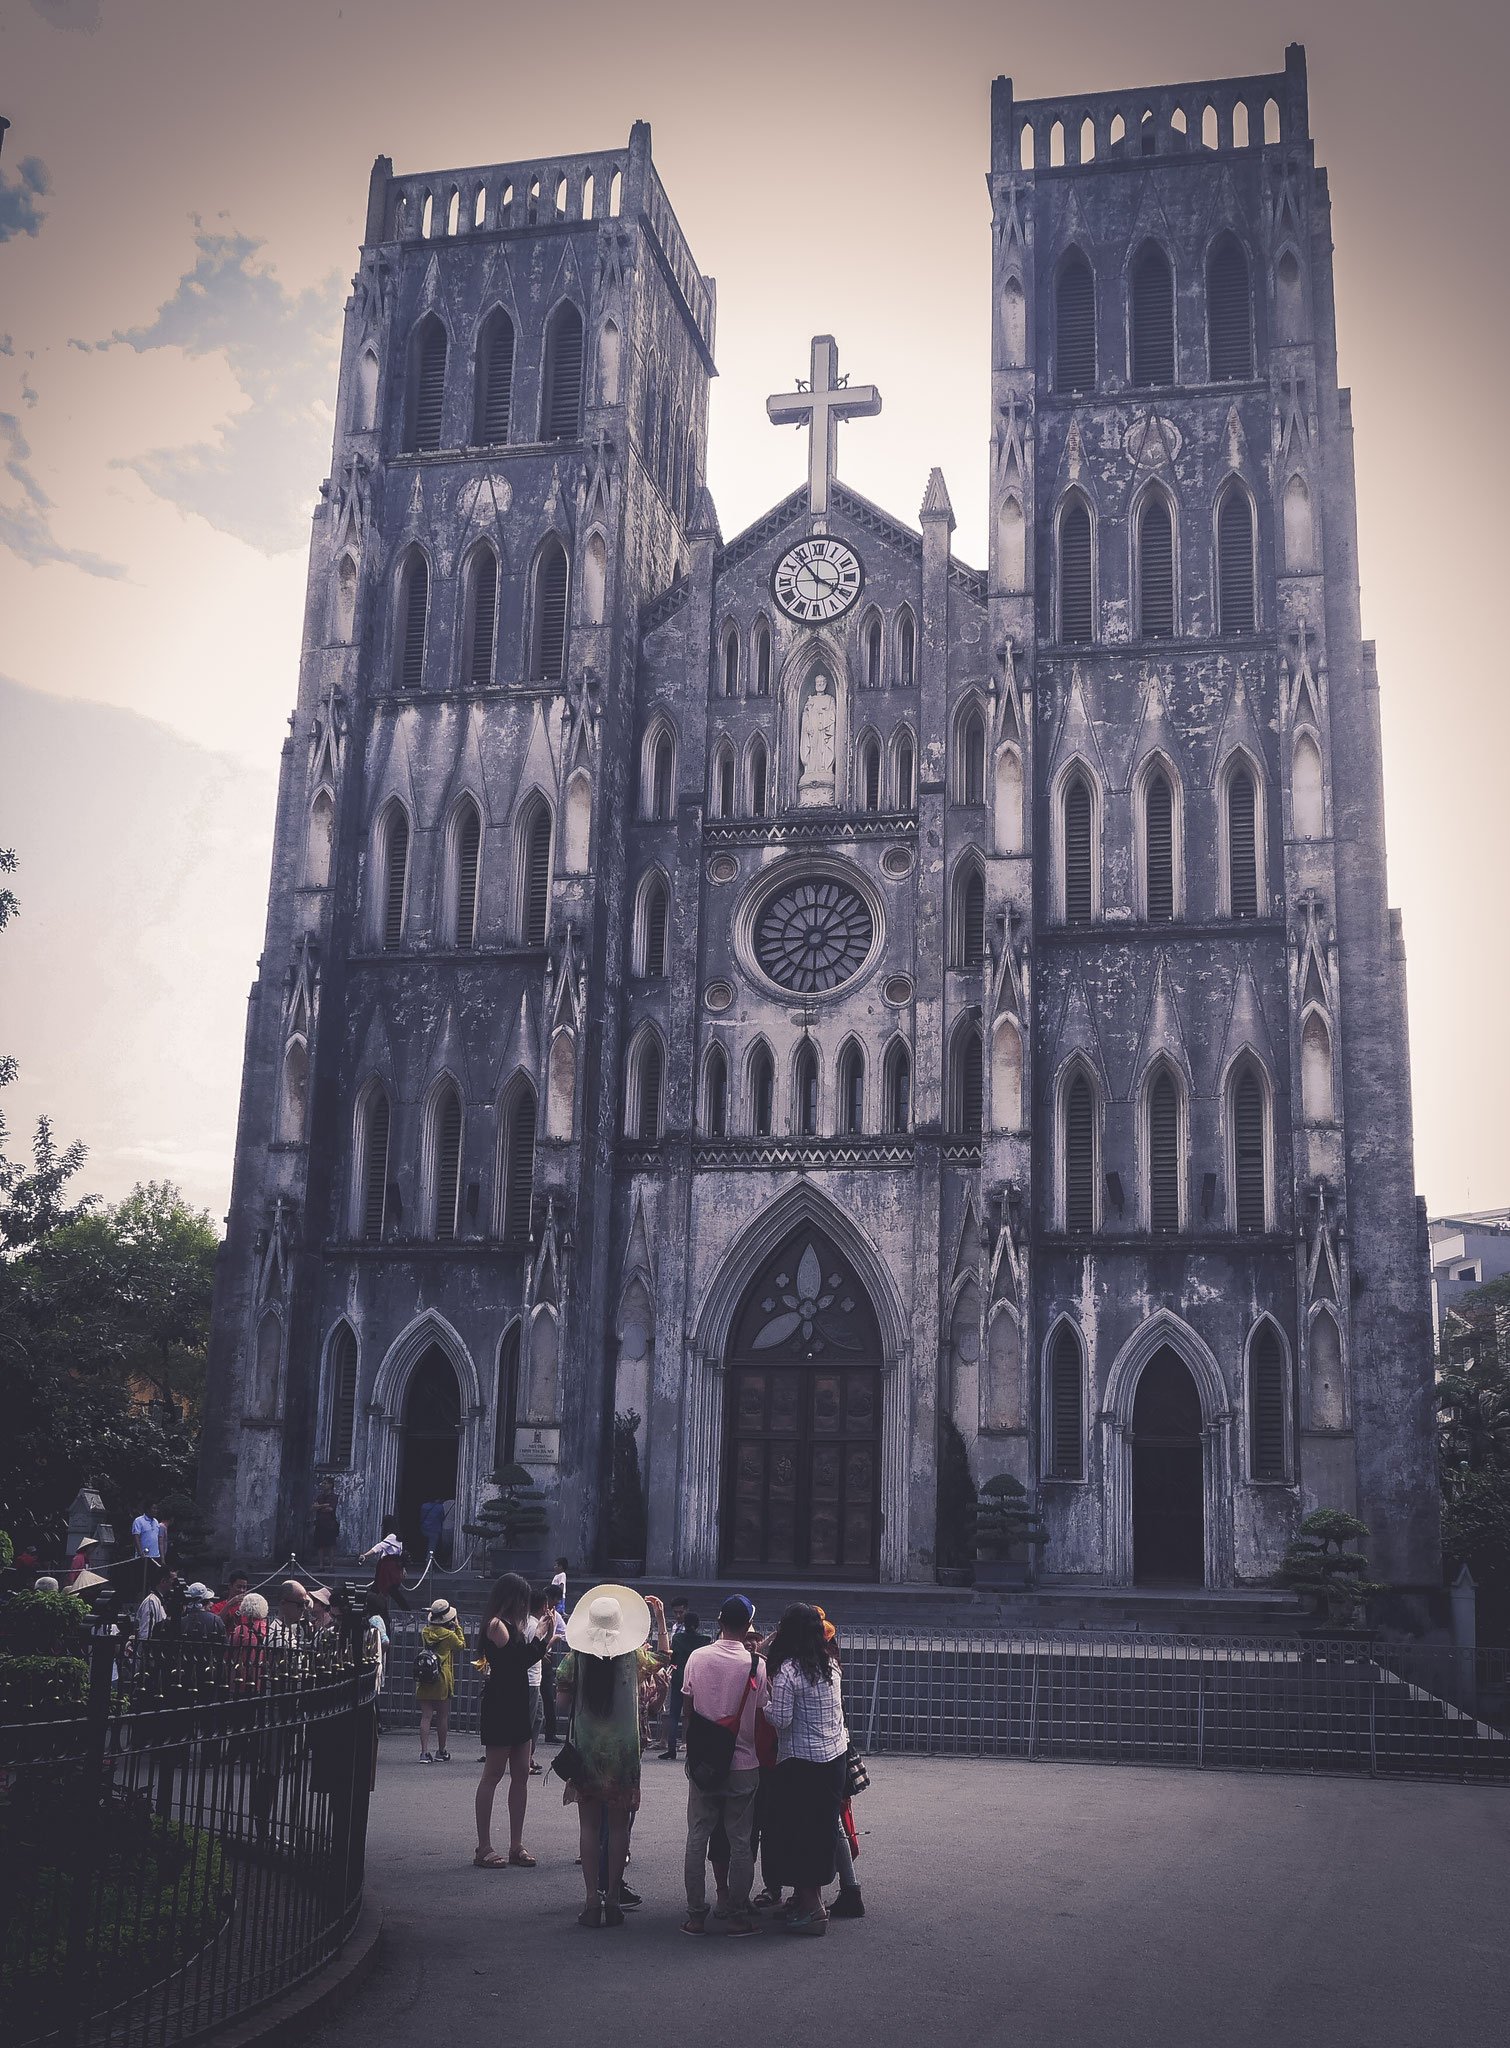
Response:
[534,543,569,681]
[1250,1324,1286,1477]
[454,806,480,949]
[644,881,667,977]
[1051,1327,1084,1478]
[752,1050,774,1136]
[433,1089,462,1240]
[956,1032,984,1135]
[1149,1070,1180,1231]
[1227,769,1259,918]
[502,1090,536,1242]
[796,1046,819,1136]
[718,752,735,818]
[652,735,674,820]
[961,712,985,805]
[1217,491,1255,632]
[360,1093,390,1241]
[1208,240,1253,381]
[897,740,914,812]
[705,1047,728,1136]
[887,1047,911,1132]
[1064,1073,1095,1232]
[1059,500,1093,642]
[755,626,771,696]
[643,371,658,465]
[1233,1070,1266,1233]
[1063,776,1093,924]
[960,867,986,967]
[523,806,552,946]
[1139,496,1175,638]
[724,633,738,697]
[468,553,497,682]
[479,313,515,444]
[841,1049,864,1134]
[326,1323,358,1464]
[637,1039,663,1141]
[400,556,428,688]
[1145,773,1174,921]
[410,321,447,451]
[1057,254,1096,392]
[382,813,409,949]
[495,1326,520,1467]
[751,743,768,818]
[1131,245,1175,386]
[866,618,881,689]
[545,305,584,441]
[863,743,880,812]
[657,391,672,492]
[900,613,916,687]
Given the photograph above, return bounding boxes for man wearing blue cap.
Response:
[678,1596,764,1936]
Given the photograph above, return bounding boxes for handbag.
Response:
[684,1652,760,1792]
[844,1743,870,1797]
[549,1666,591,1788]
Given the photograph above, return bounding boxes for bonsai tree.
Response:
[605,1412,647,1564]
[935,1416,977,1573]
[975,1474,1048,1562]
[1274,1508,1382,1626]
[464,1463,549,1562]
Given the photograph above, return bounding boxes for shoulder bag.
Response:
[684,1652,760,1792]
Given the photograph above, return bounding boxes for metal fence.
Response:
[0,1631,378,2048]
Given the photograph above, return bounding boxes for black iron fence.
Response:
[0,1630,378,2048]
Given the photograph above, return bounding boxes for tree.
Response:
[1273,1508,1381,1624]
[975,1473,1048,1562]
[1438,1273,1510,1643]
[463,1463,548,1563]
[605,1412,647,1562]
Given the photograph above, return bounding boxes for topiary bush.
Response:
[1274,1508,1383,1624]
[606,1413,647,1562]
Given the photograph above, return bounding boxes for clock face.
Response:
[770,537,864,623]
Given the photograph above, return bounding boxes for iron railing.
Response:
[0,1630,378,2048]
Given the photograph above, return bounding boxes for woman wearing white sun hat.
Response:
[553,1584,670,1928]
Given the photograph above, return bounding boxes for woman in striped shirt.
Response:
[762,1603,848,1936]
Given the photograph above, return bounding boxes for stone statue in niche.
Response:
[798,673,837,807]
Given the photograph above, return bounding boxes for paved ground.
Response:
[308,1745,1508,2048]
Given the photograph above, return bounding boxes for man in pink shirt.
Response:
[678,1595,764,1936]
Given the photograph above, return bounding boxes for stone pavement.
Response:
[308,1747,1508,2048]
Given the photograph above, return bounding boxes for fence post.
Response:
[61,1620,119,2047]
[1197,1671,1207,1768]
[1368,1674,1377,1779]
[1028,1655,1039,1759]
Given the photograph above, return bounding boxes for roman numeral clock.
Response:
[770,536,865,623]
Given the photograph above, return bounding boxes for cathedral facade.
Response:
[201,46,1442,1593]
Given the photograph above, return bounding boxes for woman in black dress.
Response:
[473,1573,548,1867]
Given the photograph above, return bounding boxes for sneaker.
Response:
[617,1883,642,1909]
[419,1752,434,1764]
[829,1886,865,1919]
[437,1750,452,1762]
[659,1749,677,1761]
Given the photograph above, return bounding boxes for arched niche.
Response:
[994,746,1024,852]
[526,1304,560,1422]
[984,1306,1021,1431]
[778,645,851,813]
[546,1030,576,1139]
[1308,1309,1345,1429]
[563,770,592,871]
[991,1015,1023,1131]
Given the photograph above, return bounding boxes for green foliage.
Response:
[606,1412,646,1559]
[0,1587,88,1657]
[935,1416,978,1570]
[1442,1466,1510,1646]
[1274,1508,1381,1620]
[975,1473,1049,1561]
[464,1464,549,1553]
[0,1654,89,1717]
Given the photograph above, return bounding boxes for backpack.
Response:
[684,1652,760,1792]
[414,1646,442,1689]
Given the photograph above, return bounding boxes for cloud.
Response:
[0,414,125,576]
[29,0,103,30]
[0,155,50,243]
[108,228,344,554]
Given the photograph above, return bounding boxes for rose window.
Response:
[753,879,874,994]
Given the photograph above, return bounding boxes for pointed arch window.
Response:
[899,611,916,688]
[959,707,986,804]
[277,1037,309,1143]
[955,862,986,968]
[1056,252,1095,393]
[380,808,409,949]
[795,1043,820,1136]
[716,746,735,819]
[397,551,429,689]
[1232,1066,1268,1233]
[749,737,768,818]
[1063,1070,1096,1232]
[597,318,620,405]
[1148,1067,1181,1231]
[865,614,882,689]
[496,1324,521,1467]
[466,549,498,683]
[1144,769,1175,921]
[501,1083,537,1242]
[1050,1325,1084,1479]
[1207,238,1253,381]
[640,873,668,978]
[1138,494,1175,638]
[642,365,658,468]
[543,303,584,441]
[650,730,675,820]
[754,621,771,697]
[520,802,553,947]
[953,1028,984,1135]
[453,801,481,949]
[860,736,881,812]
[1062,773,1094,925]
[1059,497,1093,643]
[407,317,447,452]
[1131,243,1175,386]
[1226,764,1259,918]
[306,789,334,890]
[1217,489,1256,632]
[326,1323,359,1465]
[431,1084,463,1241]
[704,1044,728,1136]
[477,309,515,444]
[1249,1323,1286,1479]
[683,430,698,523]
[838,1043,864,1135]
[633,1034,664,1142]
[658,388,673,493]
[884,1042,912,1133]
[723,629,739,698]
[359,1089,390,1241]
[750,1045,775,1136]
[531,538,569,681]
[896,736,915,812]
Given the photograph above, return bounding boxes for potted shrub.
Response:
[463,1464,549,1575]
[605,1412,647,1578]
[974,1474,1048,1589]
[935,1416,977,1586]
[1274,1508,1382,1633]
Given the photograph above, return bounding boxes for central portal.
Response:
[397,1345,461,1563]
[1131,1346,1205,1586]
[721,1226,882,1579]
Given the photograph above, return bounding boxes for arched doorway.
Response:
[398,1345,461,1562]
[721,1226,882,1579]
[1131,1346,1204,1586]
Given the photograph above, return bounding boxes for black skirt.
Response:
[765,1756,845,1889]
[478,1627,547,1750]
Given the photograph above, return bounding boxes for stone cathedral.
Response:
[202,46,1442,1597]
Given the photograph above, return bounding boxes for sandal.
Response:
[473,1849,507,1869]
[508,1848,536,1867]
[726,1915,762,1937]
[680,1913,708,1936]
[783,1908,828,1937]
[578,1901,603,1929]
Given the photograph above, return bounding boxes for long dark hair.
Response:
[580,1654,617,1715]
[766,1603,833,1687]
[477,1571,531,1658]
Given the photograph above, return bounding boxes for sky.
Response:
[0,0,1506,1220]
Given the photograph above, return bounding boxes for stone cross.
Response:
[767,335,881,518]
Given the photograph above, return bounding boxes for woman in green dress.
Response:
[554,1586,670,1927]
